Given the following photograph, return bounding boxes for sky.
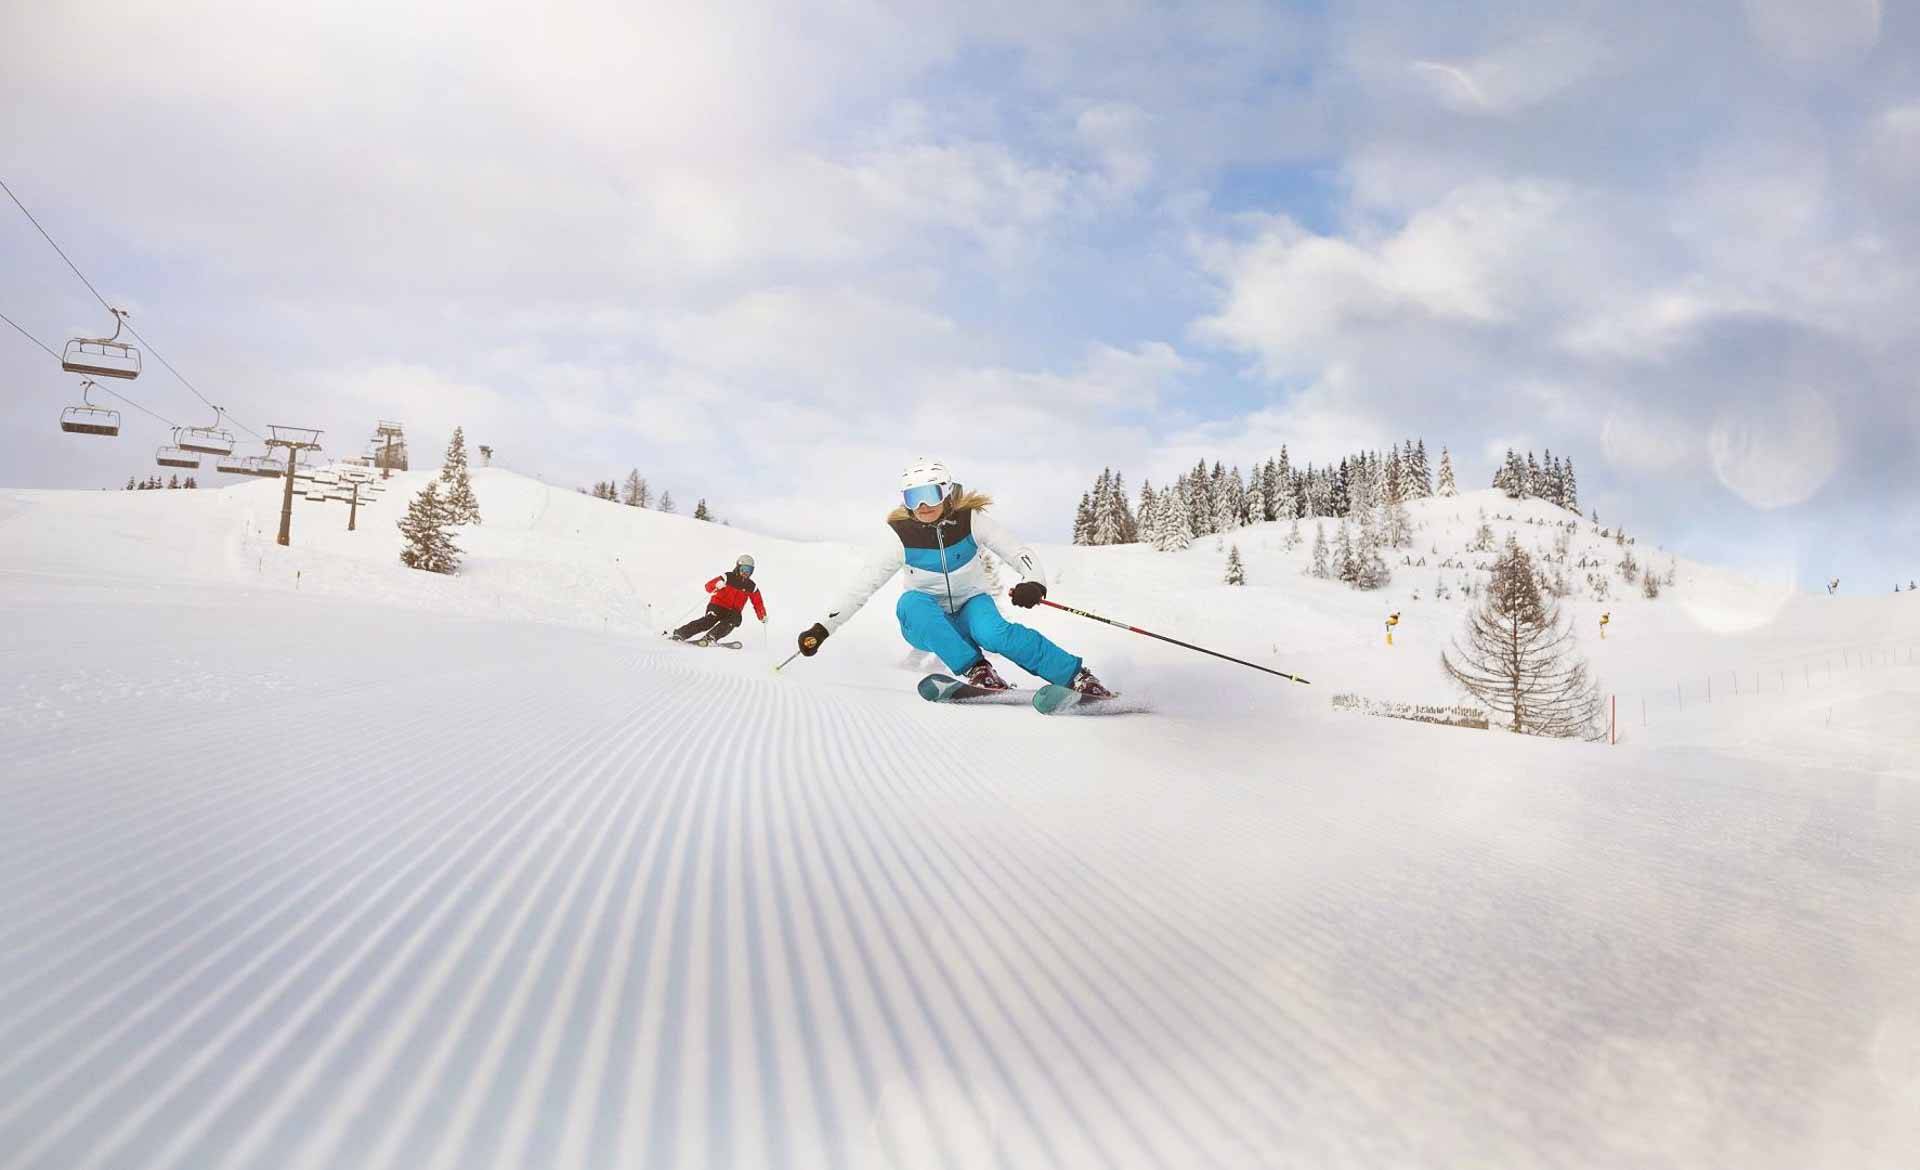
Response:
[3,0,1916,593]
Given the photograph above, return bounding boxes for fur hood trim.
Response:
[888,490,993,523]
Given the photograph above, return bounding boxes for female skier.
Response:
[795,458,1111,696]
[670,555,767,645]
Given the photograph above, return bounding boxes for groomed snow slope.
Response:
[2,471,1917,1170]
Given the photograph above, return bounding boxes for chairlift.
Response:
[177,407,236,456]
[156,431,200,469]
[245,456,285,478]
[61,309,142,380]
[59,380,121,437]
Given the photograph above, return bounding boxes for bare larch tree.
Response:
[1442,536,1603,738]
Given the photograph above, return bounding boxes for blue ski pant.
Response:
[896,591,1081,685]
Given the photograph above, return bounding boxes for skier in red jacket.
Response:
[669,555,767,645]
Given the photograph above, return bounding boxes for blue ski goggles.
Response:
[735,563,753,575]
[902,482,949,510]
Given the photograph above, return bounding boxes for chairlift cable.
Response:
[1,305,180,428]
[1,176,261,441]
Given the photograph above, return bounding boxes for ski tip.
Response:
[1032,684,1079,714]
[917,673,959,702]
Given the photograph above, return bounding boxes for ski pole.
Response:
[773,650,803,673]
[1039,599,1310,685]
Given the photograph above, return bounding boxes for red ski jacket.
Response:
[704,571,767,619]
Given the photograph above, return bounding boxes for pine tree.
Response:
[445,467,482,525]
[693,498,712,521]
[1384,448,1405,505]
[1093,480,1125,546]
[1225,544,1246,585]
[624,470,644,507]
[1442,537,1602,737]
[1164,484,1194,550]
[1562,459,1579,514]
[167,474,180,489]
[1309,523,1331,578]
[1245,483,1266,528]
[1411,439,1432,498]
[125,477,136,490]
[1353,528,1391,590]
[184,476,197,489]
[440,426,470,484]
[1336,518,1358,584]
[1525,452,1542,500]
[398,480,462,574]
[1113,472,1137,543]
[659,491,676,514]
[1212,483,1238,536]
[1383,499,1414,548]
[1072,492,1094,545]
[1137,479,1155,537]
[1437,447,1458,497]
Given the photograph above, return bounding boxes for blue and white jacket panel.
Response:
[823,499,1045,633]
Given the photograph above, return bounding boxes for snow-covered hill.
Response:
[2,470,1916,1169]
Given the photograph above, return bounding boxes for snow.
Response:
[2,471,1917,1169]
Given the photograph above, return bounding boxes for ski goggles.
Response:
[901,483,948,510]
[735,563,754,575]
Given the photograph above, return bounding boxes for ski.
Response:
[916,672,1027,704]
[664,634,743,650]
[1032,683,1142,716]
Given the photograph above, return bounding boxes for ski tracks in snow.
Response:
[4,586,1919,1169]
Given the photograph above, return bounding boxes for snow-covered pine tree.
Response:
[440,426,470,484]
[1114,473,1137,543]
[659,491,676,513]
[1384,447,1405,505]
[1442,537,1602,738]
[1245,482,1266,529]
[1331,459,1351,517]
[1072,492,1095,545]
[1093,478,1125,546]
[167,474,180,489]
[1383,499,1413,548]
[1437,446,1458,497]
[1212,481,1238,537]
[445,466,482,525]
[1309,523,1330,577]
[1562,459,1578,514]
[1525,452,1542,500]
[398,480,462,574]
[693,499,712,521]
[1336,518,1358,584]
[1225,544,1246,585]
[1286,513,1302,549]
[1411,439,1432,498]
[1137,479,1155,537]
[1353,528,1391,590]
[1159,482,1190,549]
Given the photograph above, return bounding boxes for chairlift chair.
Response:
[177,408,236,456]
[156,431,200,469]
[61,309,142,380]
[59,380,121,436]
[245,456,285,478]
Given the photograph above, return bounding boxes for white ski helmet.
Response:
[899,457,956,507]
[735,554,754,570]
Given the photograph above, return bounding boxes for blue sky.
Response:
[2,0,1915,593]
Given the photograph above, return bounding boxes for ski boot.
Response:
[1069,666,1114,699]
[963,659,1012,692]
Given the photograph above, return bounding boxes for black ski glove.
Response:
[798,622,829,656]
[1009,581,1046,609]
